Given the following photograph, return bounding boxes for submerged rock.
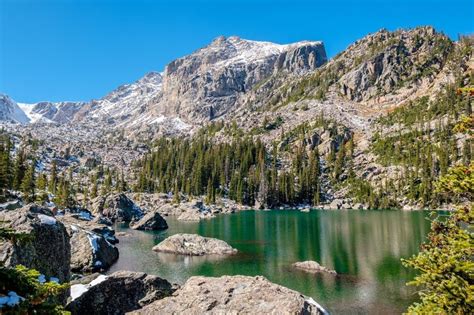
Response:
[129,275,326,314]
[292,261,337,275]
[152,233,237,256]
[0,204,71,283]
[130,211,168,231]
[67,271,176,315]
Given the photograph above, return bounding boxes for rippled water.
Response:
[109,210,431,314]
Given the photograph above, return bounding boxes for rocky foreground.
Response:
[129,275,326,314]
[0,200,326,314]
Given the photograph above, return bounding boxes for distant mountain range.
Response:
[1,36,326,129]
[1,26,471,210]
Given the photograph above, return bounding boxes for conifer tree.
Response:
[21,159,36,202]
[12,148,27,191]
[48,160,58,194]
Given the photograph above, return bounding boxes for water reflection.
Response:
[109,210,430,314]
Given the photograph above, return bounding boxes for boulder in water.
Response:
[292,261,337,275]
[130,211,168,231]
[152,233,237,256]
[91,193,143,222]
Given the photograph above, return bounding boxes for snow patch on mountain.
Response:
[18,103,53,124]
[0,94,30,124]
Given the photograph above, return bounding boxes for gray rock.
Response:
[328,199,342,209]
[130,211,168,231]
[152,233,237,256]
[91,193,143,222]
[292,261,337,275]
[0,204,71,283]
[67,271,176,315]
[129,275,326,314]
[58,215,119,272]
[177,210,215,221]
[0,199,22,210]
[155,36,327,121]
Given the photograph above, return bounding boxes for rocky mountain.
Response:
[150,36,326,121]
[72,71,164,127]
[19,101,87,124]
[0,94,30,124]
[1,36,327,129]
[1,27,471,210]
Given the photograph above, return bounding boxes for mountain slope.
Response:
[19,101,88,124]
[150,36,327,121]
[0,94,30,124]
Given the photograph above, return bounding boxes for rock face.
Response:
[130,211,168,231]
[73,72,164,128]
[292,261,337,275]
[330,27,453,103]
[0,205,70,282]
[129,275,325,314]
[20,101,87,124]
[154,36,327,121]
[152,234,237,256]
[58,215,119,272]
[67,271,176,315]
[0,94,30,124]
[91,193,143,222]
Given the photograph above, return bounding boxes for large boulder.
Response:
[0,204,70,283]
[59,214,118,244]
[129,275,326,314]
[91,193,143,222]
[67,271,176,315]
[130,211,168,231]
[292,261,337,275]
[152,233,237,256]
[58,214,119,272]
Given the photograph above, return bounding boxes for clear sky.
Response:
[1,0,473,103]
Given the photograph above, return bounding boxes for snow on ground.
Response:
[0,291,24,308]
[306,297,329,315]
[86,232,100,253]
[70,274,108,301]
[78,211,93,221]
[37,214,57,225]
[70,284,88,301]
[0,200,20,209]
[18,103,52,124]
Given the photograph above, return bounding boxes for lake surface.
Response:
[109,210,431,314]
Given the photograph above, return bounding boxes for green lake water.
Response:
[109,210,431,314]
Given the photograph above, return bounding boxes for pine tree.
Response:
[12,148,27,191]
[90,175,98,199]
[48,160,58,194]
[173,180,180,204]
[20,159,36,202]
[333,143,346,180]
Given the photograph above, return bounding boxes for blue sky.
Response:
[1,0,473,103]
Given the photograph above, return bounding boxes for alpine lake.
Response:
[109,209,433,314]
